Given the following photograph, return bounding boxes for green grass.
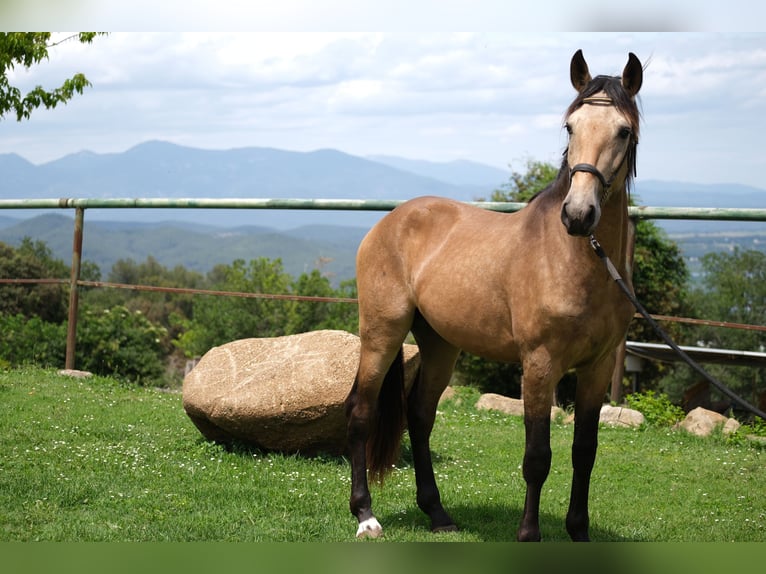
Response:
[1,367,764,542]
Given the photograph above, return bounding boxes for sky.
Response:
[2,28,766,189]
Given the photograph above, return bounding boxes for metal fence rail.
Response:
[3,196,766,221]
[2,197,766,376]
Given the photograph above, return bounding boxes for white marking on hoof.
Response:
[356,517,383,539]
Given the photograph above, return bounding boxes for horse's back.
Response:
[356,196,526,360]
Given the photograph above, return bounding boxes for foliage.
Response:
[489,158,560,202]
[624,390,685,427]
[292,273,359,334]
[2,368,765,542]
[0,313,66,368]
[659,248,766,408]
[454,354,522,398]
[84,255,205,346]
[175,258,358,358]
[0,32,105,121]
[630,219,689,342]
[75,305,167,385]
[175,257,294,357]
[0,238,69,322]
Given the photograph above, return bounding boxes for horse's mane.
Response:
[528,74,641,205]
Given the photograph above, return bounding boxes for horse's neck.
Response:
[593,185,632,274]
[538,180,631,274]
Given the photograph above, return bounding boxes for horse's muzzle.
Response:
[560,202,597,236]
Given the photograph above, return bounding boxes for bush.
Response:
[0,314,66,368]
[454,352,522,398]
[625,390,685,427]
[76,305,167,385]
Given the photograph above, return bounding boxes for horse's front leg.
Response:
[517,350,559,542]
[566,355,615,541]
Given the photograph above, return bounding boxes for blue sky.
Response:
[2,29,766,189]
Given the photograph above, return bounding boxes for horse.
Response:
[344,49,643,542]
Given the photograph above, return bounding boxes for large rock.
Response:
[476,393,565,421]
[677,406,741,437]
[182,330,420,455]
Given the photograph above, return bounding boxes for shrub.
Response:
[76,305,167,385]
[0,314,66,368]
[625,390,685,427]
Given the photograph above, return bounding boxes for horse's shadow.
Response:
[377,503,641,542]
[213,439,640,541]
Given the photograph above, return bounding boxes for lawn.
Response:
[1,367,764,543]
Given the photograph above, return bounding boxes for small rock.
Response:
[476,393,563,421]
[58,369,93,378]
[599,404,645,428]
[677,406,740,437]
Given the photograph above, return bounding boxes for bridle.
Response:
[567,96,636,205]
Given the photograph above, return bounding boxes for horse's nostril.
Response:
[561,202,598,236]
[585,204,596,227]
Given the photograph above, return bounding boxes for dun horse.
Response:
[344,49,643,541]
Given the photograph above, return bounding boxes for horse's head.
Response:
[560,49,642,236]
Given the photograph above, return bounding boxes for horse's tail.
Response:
[366,347,408,484]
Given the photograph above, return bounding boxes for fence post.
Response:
[65,207,85,370]
[610,217,637,404]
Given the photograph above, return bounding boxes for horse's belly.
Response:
[417,301,521,363]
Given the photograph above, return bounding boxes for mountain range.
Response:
[0,140,508,229]
[1,140,765,281]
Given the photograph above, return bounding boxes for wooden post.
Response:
[610,218,636,404]
[65,207,84,370]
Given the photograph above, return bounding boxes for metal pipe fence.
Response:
[2,197,766,372]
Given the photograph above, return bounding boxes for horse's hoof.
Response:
[432,524,459,534]
[356,517,383,539]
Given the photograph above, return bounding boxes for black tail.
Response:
[366,347,408,483]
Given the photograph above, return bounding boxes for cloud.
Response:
[2,32,766,188]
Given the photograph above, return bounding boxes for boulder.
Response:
[599,404,645,428]
[677,406,741,437]
[476,393,565,421]
[182,330,420,455]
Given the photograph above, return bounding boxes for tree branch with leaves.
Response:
[0,32,106,121]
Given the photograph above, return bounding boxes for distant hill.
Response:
[0,141,498,229]
[1,141,765,282]
[367,155,510,190]
[0,213,367,284]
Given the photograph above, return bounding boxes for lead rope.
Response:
[589,234,766,421]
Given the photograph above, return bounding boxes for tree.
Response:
[489,158,560,202]
[288,272,359,334]
[0,32,105,121]
[660,248,766,409]
[0,238,69,322]
[176,258,296,357]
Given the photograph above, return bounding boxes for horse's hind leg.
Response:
[409,318,460,532]
[345,322,410,538]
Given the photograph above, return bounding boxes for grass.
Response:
[1,367,765,542]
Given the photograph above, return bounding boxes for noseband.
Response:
[569,162,609,190]
[567,96,635,205]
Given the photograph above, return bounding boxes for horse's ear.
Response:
[622,52,643,97]
[570,49,591,93]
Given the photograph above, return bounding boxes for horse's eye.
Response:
[618,126,632,140]
[565,123,573,136]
